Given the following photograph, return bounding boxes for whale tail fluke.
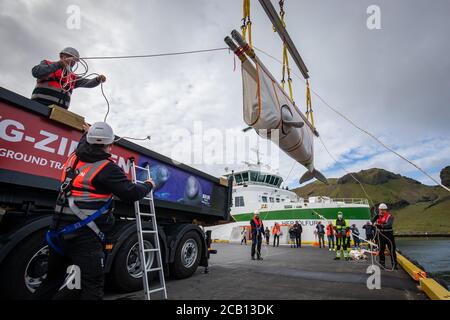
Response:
[299,169,328,185]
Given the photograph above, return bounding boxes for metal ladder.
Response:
[130,159,167,300]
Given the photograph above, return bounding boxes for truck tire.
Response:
[110,233,157,292]
[0,229,49,300]
[170,231,202,279]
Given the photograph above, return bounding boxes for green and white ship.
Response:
[210,165,371,244]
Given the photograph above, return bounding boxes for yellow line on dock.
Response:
[397,252,450,300]
[419,278,450,300]
[397,253,427,281]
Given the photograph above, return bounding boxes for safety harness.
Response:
[46,154,113,255]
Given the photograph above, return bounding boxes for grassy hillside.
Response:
[293,168,450,234]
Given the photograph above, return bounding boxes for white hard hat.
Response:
[378,203,388,210]
[60,47,80,60]
[86,122,115,145]
[254,210,260,215]
[337,211,343,218]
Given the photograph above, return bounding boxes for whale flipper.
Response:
[299,169,328,185]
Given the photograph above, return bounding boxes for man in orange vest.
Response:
[31,47,106,109]
[271,222,281,247]
[36,122,155,299]
[326,221,335,251]
[372,203,398,269]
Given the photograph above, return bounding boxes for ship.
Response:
[209,161,371,244]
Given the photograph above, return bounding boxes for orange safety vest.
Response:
[326,224,334,236]
[60,153,112,203]
[377,212,392,225]
[272,224,281,235]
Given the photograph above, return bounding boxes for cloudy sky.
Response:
[1,0,449,189]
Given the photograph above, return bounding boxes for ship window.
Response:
[257,174,266,183]
[269,176,276,185]
[235,174,243,184]
[276,198,280,203]
[235,196,245,207]
[242,171,249,182]
[265,175,271,183]
[269,197,274,203]
[274,177,280,186]
[250,171,259,182]
[261,196,268,203]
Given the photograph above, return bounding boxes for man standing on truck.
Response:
[36,122,155,300]
[250,211,264,260]
[31,47,106,109]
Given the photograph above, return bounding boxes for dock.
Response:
[107,243,426,300]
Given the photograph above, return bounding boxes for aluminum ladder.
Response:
[130,159,167,300]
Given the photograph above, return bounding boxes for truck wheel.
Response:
[170,231,202,279]
[111,233,156,292]
[0,230,49,299]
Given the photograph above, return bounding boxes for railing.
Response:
[306,198,369,205]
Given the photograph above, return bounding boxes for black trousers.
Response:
[251,235,262,258]
[318,234,325,248]
[379,231,397,266]
[241,236,247,245]
[295,235,301,248]
[35,230,105,300]
[273,235,280,247]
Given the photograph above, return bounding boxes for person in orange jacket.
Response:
[271,222,281,247]
[326,221,335,251]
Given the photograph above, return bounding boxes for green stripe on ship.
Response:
[233,207,371,222]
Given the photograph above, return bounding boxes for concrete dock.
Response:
[107,243,426,300]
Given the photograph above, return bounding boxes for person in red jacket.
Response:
[271,222,281,247]
[326,221,335,251]
[31,47,106,109]
[372,203,398,269]
[250,211,264,260]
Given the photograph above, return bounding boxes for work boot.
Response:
[251,256,255,260]
[257,256,263,260]
[334,250,342,260]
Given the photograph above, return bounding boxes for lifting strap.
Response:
[305,79,316,128]
[241,0,253,48]
[276,0,295,103]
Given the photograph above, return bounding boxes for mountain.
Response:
[293,168,450,234]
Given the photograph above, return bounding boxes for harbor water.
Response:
[396,238,450,290]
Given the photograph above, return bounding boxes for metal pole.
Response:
[258,0,309,79]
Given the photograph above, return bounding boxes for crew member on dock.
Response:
[31,47,106,109]
[272,222,281,247]
[373,203,398,269]
[326,221,335,251]
[250,211,264,260]
[334,212,350,260]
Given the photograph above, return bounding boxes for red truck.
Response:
[0,87,231,299]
